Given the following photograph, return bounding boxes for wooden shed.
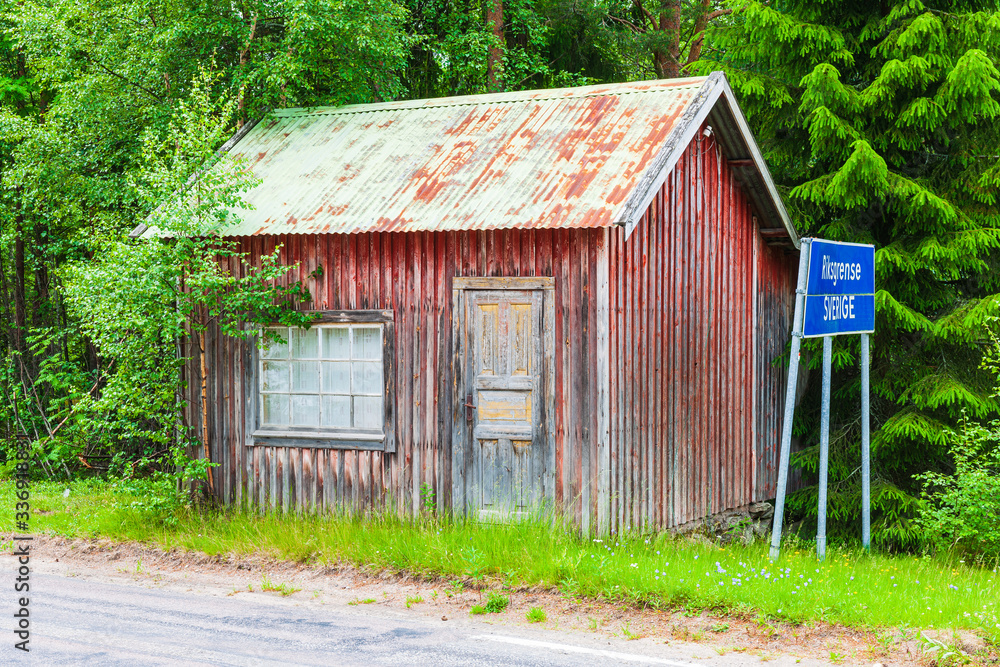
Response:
[177,72,800,533]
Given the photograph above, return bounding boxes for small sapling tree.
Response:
[62,68,313,501]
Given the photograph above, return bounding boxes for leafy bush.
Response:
[484,591,509,613]
[916,322,1000,561]
[108,445,216,525]
[916,415,1000,561]
[526,607,546,623]
[470,591,510,616]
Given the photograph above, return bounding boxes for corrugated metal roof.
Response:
[216,77,712,236]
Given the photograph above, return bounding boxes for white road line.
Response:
[469,634,696,666]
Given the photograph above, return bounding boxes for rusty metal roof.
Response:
[158,74,796,243]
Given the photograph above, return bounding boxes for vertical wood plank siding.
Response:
[186,133,795,531]
[608,131,796,531]
[190,228,603,524]
[753,230,797,499]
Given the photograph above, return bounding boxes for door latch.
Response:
[465,395,475,422]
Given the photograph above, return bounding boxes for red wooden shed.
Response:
[181,71,800,533]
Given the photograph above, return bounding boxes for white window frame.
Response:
[248,310,395,452]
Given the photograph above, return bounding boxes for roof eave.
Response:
[614,72,800,250]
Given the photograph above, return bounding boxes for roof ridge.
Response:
[271,78,710,118]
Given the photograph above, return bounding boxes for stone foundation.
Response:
[671,501,775,545]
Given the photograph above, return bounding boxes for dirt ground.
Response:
[17,534,998,666]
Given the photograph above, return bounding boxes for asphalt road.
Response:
[3,572,713,666]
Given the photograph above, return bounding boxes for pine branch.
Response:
[608,13,646,34]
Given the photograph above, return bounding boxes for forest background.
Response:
[2,0,1000,557]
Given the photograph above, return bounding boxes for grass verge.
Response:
[5,479,999,642]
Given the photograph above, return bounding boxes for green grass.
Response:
[526,606,546,623]
[5,479,1000,642]
[259,573,300,596]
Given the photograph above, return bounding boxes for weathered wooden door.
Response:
[452,278,554,519]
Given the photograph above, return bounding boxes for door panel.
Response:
[466,289,544,517]
[477,390,531,422]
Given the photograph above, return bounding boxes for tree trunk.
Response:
[12,215,27,360]
[687,4,731,68]
[0,238,11,353]
[686,0,712,66]
[486,0,504,92]
[236,13,258,129]
[652,0,681,78]
[199,329,215,497]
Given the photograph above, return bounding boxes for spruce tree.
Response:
[695,1,1000,547]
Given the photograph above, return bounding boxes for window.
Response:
[251,311,394,451]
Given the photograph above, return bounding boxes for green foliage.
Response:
[916,413,1000,561]
[526,606,546,622]
[915,321,1000,560]
[0,0,409,477]
[484,590,510,613]
[56,69,312,467]
[108,444,216,525]
[2,0,997,561]
[419,481,436,513]
[399,0,734,98]
[469,591,509,614]
[918,631,973,666]
[259,573,300,596]
[694,0,1000,547]
[401,0,605,97]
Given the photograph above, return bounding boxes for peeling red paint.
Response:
[608,131,798,530]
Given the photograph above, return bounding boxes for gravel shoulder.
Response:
[12,534,992,665]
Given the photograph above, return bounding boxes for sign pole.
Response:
[861,332,871,552]
[816,335,832,561]
[771,237,873,561]
[769,239,810,561]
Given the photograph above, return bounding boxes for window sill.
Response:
[249,428,387,451]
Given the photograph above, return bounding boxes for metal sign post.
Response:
[769,238,875,561]
[861,332,871,551]
[768,240,810,562]
[816,335,832,561]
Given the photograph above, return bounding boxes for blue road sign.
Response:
[802,239,875,338]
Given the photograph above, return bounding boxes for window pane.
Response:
[322,361,351,393]
[352,361,382,395]
[261,328,288,359]
[260,322,387,436]
[322,327,350,359]
[354,396,382,429]
[353,327,381,359]
[321,395,351,428]
[262,361,290,392]
[290,394,320,426]
[262,394,289,426]
[291,327,319,359]
[291,361,319,393]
